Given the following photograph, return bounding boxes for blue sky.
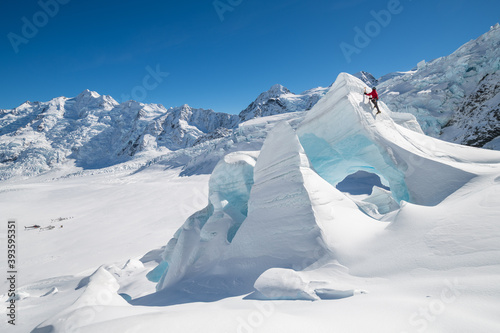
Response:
[1,0,499,113]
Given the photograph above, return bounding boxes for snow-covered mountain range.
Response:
[0,90,241,179]
[1,24,499,181]
[0,84,327,180]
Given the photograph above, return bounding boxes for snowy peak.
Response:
[152,104,239,150]
[0,91,240,179]
[238,84,328,122]
[268,83,291,95]
[353,71,378,87]
[251,84,292,105]
[76,89,101,100]
[73,89,119,108]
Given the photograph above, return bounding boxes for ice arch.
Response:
[297,73,476,206]
[299,132,409,202]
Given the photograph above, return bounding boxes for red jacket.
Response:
[366,90,378,100]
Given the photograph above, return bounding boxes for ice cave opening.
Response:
[336,170,390,195]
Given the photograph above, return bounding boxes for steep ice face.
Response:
[226,122,331,264]
[298,73,409,203]
[238,84,328,122]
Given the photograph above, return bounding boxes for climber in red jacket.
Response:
[364,87,381,114]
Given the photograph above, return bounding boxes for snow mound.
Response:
[253,268,319,301]
[253,260,363,301]
[33,266,129,332]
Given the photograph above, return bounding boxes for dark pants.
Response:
[370,98,380,112]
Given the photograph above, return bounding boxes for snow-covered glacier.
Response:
[30,73,500,333]
[148,73,500,303]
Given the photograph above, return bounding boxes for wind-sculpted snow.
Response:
[33,266,130,333]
